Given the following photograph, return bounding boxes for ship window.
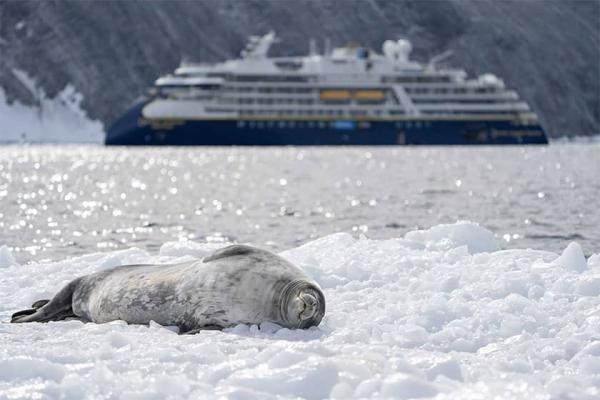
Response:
[234,75,309,83]
[275,60,303,71]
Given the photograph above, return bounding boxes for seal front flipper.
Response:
[11,279,81,323]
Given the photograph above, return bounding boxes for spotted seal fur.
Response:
[11,245,325,333]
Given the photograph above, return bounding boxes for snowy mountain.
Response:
[0,0,598,141]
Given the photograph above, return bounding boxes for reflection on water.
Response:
[0,144,598,262]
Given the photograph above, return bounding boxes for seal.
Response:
[11,245,325,333]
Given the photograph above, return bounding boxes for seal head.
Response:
[278,280,325,329]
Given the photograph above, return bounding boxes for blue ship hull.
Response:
[106,99,548,145]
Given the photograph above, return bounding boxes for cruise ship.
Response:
[106,32,547,145]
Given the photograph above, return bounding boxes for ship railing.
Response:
[410,91,518,101]
[220,80,506,93]
[416,102,530,112]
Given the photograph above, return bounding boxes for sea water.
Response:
[0,144,599,399]
[0,144,598,263]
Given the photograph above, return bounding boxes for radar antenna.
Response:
[426,50,453,71]
[309,38,318,56]
[382,39,413,63]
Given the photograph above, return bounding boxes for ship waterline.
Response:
[106,32,547,145]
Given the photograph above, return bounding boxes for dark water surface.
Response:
[1,144,598,263]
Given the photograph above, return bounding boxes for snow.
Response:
[1,221,600,399]
[0,70,104,143]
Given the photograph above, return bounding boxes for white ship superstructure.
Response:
[106,32,547,145]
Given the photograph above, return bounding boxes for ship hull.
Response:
[106,100,548,146]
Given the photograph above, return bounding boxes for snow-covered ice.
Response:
[1,221,600,399]
[0,70,104,143]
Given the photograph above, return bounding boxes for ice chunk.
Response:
[588,253,600,269]
[426,360,464,382]
[380,373,438,398]
[0,245,18,268]
[404,221,498,253]
[553,242,587,273]
[575,276,600,296]
[107,332,132,349]
[0,358,65,382]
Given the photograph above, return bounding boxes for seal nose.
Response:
[298,292,318,321]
